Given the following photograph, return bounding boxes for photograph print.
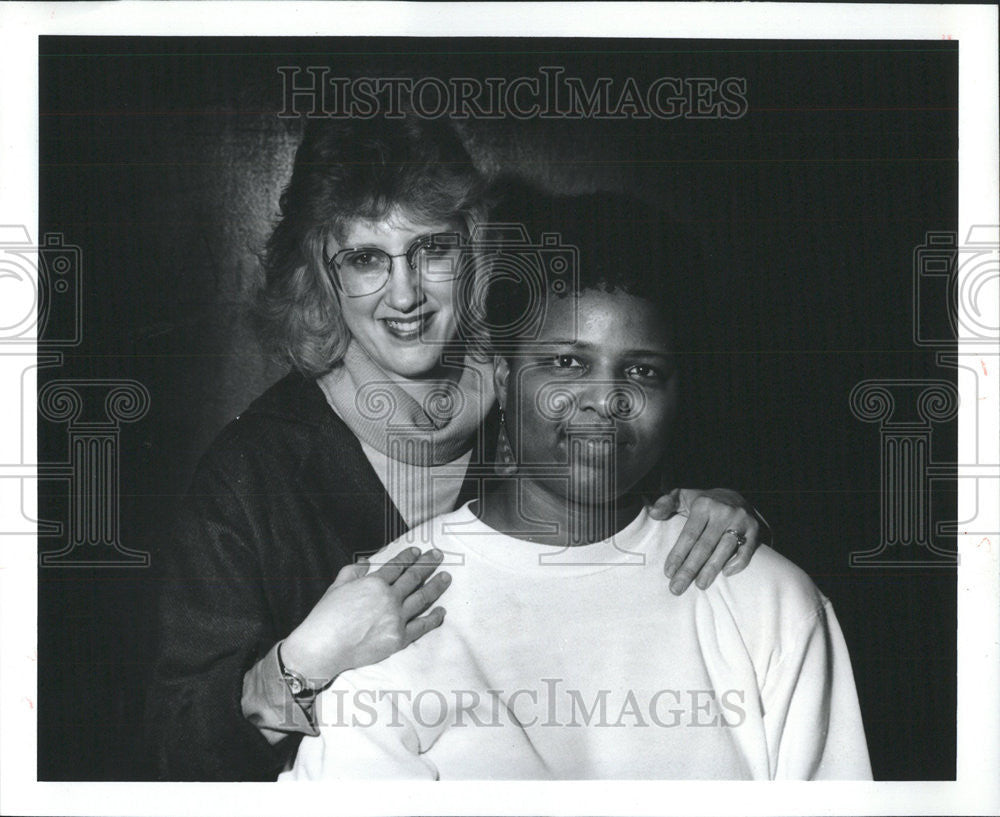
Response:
[2,5,996,815]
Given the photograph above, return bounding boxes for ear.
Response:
[492,356,510,408]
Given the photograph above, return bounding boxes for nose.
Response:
[576,382,615,424]
[382,254,423,313]
[577,382,637,423]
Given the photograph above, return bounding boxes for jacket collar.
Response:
[243,369,500,467]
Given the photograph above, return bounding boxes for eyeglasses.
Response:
[323,232,468,298]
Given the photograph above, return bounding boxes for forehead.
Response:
[335,209,464,247]
[538,289,674,353]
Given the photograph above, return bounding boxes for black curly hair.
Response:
[483,183,712,357]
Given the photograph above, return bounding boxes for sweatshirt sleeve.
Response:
[280,668,439,780]
[763,599,873,779]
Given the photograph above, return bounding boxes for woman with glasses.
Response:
[146,111,768,781]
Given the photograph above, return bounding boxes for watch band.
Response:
[276,641,321,702]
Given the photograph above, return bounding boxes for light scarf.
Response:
[318,340,494,466]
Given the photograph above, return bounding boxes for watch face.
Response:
[285,673,305,695]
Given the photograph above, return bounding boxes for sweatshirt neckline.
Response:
[442,501,671,576]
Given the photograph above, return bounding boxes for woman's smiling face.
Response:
[329,210,465,380]
[495,288,679,504]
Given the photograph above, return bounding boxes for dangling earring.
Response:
[495,407,518,475]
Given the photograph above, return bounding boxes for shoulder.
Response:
[199,372,353,457]
[195,371,359,478]
[647,516,825,615]
[738,546,824,600]
[728,545,827,612]
[224,370,335,438]
[365,505,478,568]
[707,545,833,657]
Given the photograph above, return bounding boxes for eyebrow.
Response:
[342,231,459,248]
[540,339,672,358]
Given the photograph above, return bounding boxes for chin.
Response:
[382,351,446,379]
[567,471,645,501]
[373,333,453,379]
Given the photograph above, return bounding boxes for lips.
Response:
[557,425,634,448]
[553,433,634,469]
[380,313,433,341]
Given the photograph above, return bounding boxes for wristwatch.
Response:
[276,641,321,702]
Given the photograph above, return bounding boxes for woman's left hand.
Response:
[648,488,768,595]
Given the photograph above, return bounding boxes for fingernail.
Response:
[669,580,684,595]
[664,564,675,578]
[440,572,452,584]
[430,549,442,559]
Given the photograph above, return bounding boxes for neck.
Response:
[390,365,462,401]
[322,345,491,465]
[477,479,645,547]
[363,360,466,408]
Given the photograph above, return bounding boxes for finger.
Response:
[331,558,370,588]
[404,606,446,646]
[391,549,445,601]
[664,513,708,584]
[698,516,759,586]
[722,519,761,576]
[647,488,680,521]
[370,547,419,584]
[692,531,743,590]
[670,517,737,594]
[401,571,452,620]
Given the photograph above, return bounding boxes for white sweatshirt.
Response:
[282,503,872,780]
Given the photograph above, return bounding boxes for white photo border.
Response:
[0,2,997,816]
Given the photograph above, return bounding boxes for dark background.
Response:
[37,36,957,781]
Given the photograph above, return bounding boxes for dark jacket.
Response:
[145,372,497,780]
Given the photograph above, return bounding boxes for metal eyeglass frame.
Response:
[322,231,466,298]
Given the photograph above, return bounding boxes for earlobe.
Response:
[493,356,510,407]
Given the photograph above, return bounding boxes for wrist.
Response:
[280,630,351,689]
[278,632,326,687]
[276,640,327,699]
